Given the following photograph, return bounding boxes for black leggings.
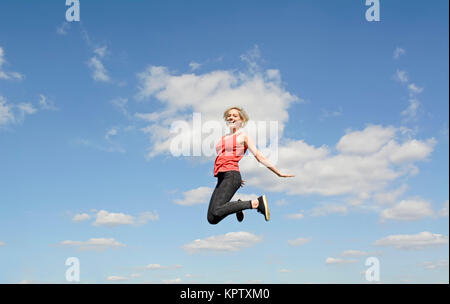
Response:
[207,171,253,225]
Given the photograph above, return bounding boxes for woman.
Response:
[207,106,295,225]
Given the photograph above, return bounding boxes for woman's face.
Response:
[226,109,242,129]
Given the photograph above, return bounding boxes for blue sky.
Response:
[0,0,448,284]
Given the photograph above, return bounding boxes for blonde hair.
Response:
[223,106,249,127]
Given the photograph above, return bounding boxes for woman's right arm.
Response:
[244,133,295,178]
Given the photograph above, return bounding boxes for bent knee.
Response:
[207,213,219,225]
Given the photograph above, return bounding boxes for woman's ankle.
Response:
[251,199,259,209]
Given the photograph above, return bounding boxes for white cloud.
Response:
[56,22,70,35]
[145,264,182,270]
[0,96,37,127]
[393,47,406,59]
[162,278,182,284]
[374,231,449,250]
[325,257,357,265]
[394,69,408,83]
[310,204,347,217]
[286,213,304,220]
[60,237,126,251]
[111,97,130,118]
[279,269,292,273]
[38,94,58,111]
[132,48,436,212]
[0,96,14,126]
[72,213,91,223]
[106,276,129,282]
[421,260,449,270]
[319,106,343,121]
[105,127,118,140]
[134,47,299,159]
[408,83,424,95]
[0,241,5,246]
[0,46,24,80]
[93,210,134,227]
[182,231,263,254]
[189,61,201,71]
[340,250,369,257]
[373,184,408,206]
[337,125,396,155]
[94,46,108,58]
[287,237,311,246]
[380,198,434,222]
[136,211,159,225]
[239,124,435,202]
[88,56,110,82]
[438,200,449,217]
[400,83,423,123]
[174,187,212,206]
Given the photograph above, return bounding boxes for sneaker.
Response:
[236,199,244,222]
[257,194,270,221]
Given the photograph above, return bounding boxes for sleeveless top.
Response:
[213,131,247,177]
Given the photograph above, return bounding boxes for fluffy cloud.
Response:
[133,48,436,212]
[239,124,436,202]
[182,231,263,254]
[72,210,158,226]
[93,210,134,227]
[380,198,434,221]
[134,50,299,159]
[373,231,448,250]
[174,187,212,206]
[60,238,126,251]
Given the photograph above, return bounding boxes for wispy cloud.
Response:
[59,238,126,252]
[0,96,37,128]
[56,22,71,35]
[325,257,358,265]
[287,237,311,247]
[182,231,263,254]
[0,46,24,80]
[393,47,406,59]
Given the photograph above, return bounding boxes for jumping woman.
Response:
[207,106,295,225]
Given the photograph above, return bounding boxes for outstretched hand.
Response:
[240,180,246,187]
[278,173,295,178]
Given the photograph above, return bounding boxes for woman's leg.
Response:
[207,171,252,224]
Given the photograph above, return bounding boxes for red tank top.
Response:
[213,131,247,177]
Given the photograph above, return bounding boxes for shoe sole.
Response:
[236,211,244,222]
[262,194,270,221]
